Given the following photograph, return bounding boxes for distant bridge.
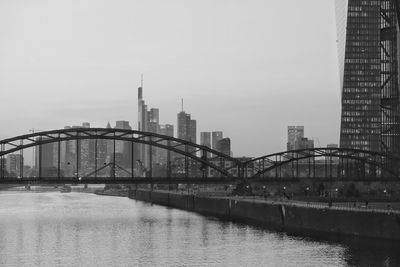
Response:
[0,128,399,184]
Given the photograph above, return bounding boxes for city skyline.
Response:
[1,2,400,266]
[0,0,340,157]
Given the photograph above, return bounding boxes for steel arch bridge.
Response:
[0,128,399,184]
[244,148,400,181]
[0,128,242,184]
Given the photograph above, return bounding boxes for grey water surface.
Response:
[0,191,397,267]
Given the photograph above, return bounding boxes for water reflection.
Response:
[0,191,398,266]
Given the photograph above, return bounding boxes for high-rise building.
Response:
[177,111,196,143]
[295,138,314,150]
[105,122,114,164]
[287,126,304,151]
[200,132,211,148]
[177,111,190,141]
[115,120,131,130]
[327,144,339,149]
[35,138,57,177]
[137,81,163,168]
[287,126,314,150]
[138,86,146,132]
[159,124,174,164]
[200,132,211,158]
[148,108,159,124]
[335,0,349,90]
[97,125,109,175]
[0,158,6,176]
[216,138,231,156]
[160,124,174,137]
[6,154,23,177]
[336,1,400,155]
[148,108,160,134]
[211,131,223,150]
[115,120,132,168]
[59,123,96,176]
[80,122,95,176]
[82,122,90,128]
[189,120,196,144]
[138,84,147,165]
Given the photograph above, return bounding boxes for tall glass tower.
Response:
[337,0,400,156]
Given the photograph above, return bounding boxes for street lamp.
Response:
[262,185,267,199]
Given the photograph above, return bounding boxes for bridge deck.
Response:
[0,176,398,184]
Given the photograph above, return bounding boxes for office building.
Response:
[327,144,339,149]
[80,122,95,176]
[287,126,313,150]
[200,132,211,148]
[6,154,23,177]
[0,158,6,176]
[138,84,147,165]
[189,120,197,144]
[200,132,211,158]
[159,124,174,164]
[35,138,57,177]
[296,138,314,150]
[177,111,196,143]
[115,120,132,168]
[336,0,400,155]
[216,138,231,156]
[137,81,165,169]
[212,131,223,150]
[177,111,190,141]
[287,126,304,151]
[160,124,174,137]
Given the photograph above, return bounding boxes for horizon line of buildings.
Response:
[1,82,233,177]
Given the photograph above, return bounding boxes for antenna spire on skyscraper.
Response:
[141,74,143,88]
[181,98,184,112]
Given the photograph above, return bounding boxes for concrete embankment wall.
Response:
[128,190,400,241]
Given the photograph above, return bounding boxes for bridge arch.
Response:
[0,128,243,180]
[244,148,400,179]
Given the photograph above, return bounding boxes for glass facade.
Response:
[339,0,400,156]
[335,0,349,90]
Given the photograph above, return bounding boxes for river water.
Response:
[0,191,398,267]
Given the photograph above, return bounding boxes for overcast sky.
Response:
[0,0,340,158]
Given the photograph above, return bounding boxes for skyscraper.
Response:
[35,138,57,177]
[115,120,132,168]
[177,111,196,143]
[137,80,164,168]
[335,0,349,90]
[159,124,174,163]
[287,126,304,151]
[138,86,146,133]
[189,119,197,144]
[96,125,109,175]
[115,120,132,154]
[148,108,160,134]
[216,138,231,156]
[337,0,400,155]
[80,122,94,176]
[6,154,23,177]
[160,124,174,137]
[138,82,147,165]
[211,131,223,150]
[200,132,211,148]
